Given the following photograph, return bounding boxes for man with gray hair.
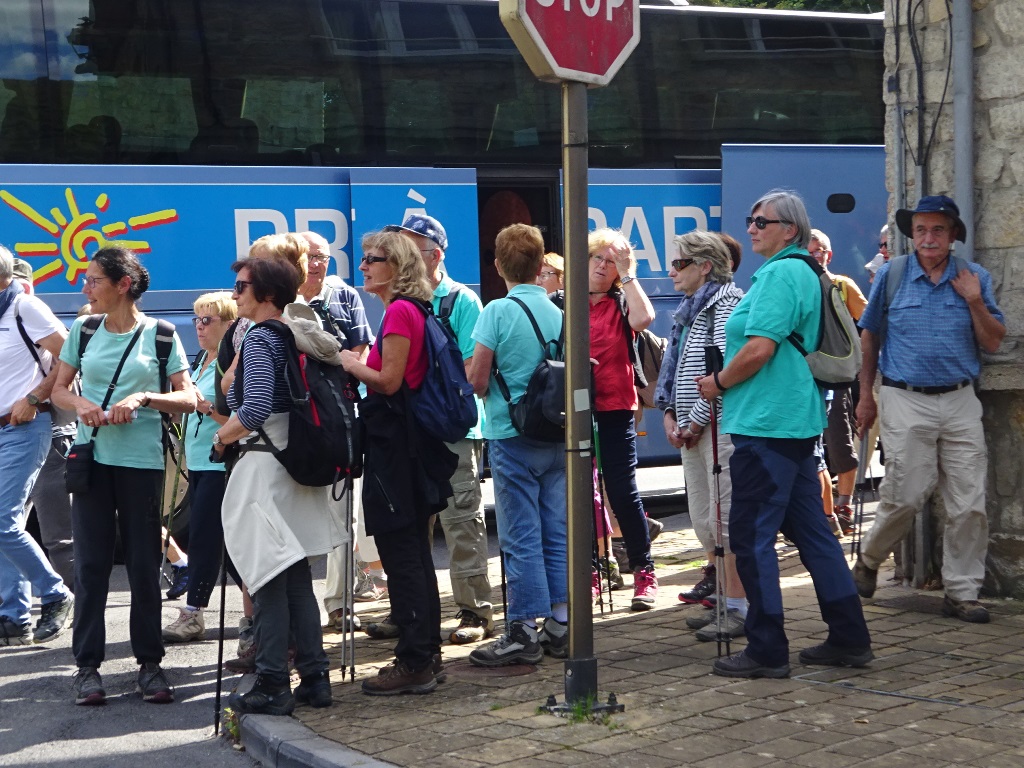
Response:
[0,245,75,646]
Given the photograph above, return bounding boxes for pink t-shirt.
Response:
[365,299,428,392]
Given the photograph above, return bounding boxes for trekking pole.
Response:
[704,337,729,658]
[499,549,508,629]
[850,432,870,559]
[213,540,228,735]
[344,474,356,682]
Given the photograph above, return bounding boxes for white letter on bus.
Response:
[296,209,351,278]
[588,207,608,230]
[606,0,624,21]
[620,207,659,272]
[664,207,709,267]
[234,209,288,259]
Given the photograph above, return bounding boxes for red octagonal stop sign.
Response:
[500,0,640,86]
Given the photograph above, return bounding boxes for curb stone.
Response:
[240,713,397,768]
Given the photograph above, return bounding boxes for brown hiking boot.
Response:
[942,595,990,624]
[361,660,437,696]
[851,557,877,599]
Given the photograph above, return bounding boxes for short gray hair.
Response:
[751,189,811,249]
[0,245,14,281]
[674,231,733,283]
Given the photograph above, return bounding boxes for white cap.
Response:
[864,252,885,275]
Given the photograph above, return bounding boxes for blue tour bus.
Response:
[0,0,885,462]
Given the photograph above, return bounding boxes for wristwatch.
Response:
[619,275,635,286]
[139,394,151,408]
[26,393,41,408]
[213,432,224,447]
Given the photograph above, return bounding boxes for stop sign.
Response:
[500,0,640,86]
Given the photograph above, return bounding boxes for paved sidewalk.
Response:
[241,505,1024,768]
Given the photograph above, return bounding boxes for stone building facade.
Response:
[885,0,1024,595]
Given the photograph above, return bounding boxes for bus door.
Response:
[477,179,560,304]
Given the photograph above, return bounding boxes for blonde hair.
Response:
[248,233,308,286]
[542,252,564,277]
[193,291,237,321]
[361,230,432,302]
[587,227,632,290]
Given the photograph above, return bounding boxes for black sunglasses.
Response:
[361,254,388,265]
[746,216,791,230]
[233,280,252,294]
[671,258,695,271]
[192,316,217,327]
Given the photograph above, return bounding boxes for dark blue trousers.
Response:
[729,435,870,667]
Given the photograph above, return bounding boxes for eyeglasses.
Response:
[670,258,695,271]
[233,280,252,294]
[808,248,828,258]
[308,255,331,265]
[192,316,217,328]
[746,216,791,230]
[539,271,559,279]
[80,276,109,288]
[361,254,388,265]
[590,255,616,267]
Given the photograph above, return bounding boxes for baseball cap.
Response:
[12,258,33,285]
[384,213,448,251]
[864,252,885,275]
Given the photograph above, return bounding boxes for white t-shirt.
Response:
[0,294,66,414]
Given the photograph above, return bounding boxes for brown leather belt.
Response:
[0,402,52,428]
[881,377,971,396]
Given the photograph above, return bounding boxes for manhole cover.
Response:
[445,660,539,679]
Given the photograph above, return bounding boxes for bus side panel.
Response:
[720,144,887,294]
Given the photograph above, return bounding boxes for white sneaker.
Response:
[162,607,205,642]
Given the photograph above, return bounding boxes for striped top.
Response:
[227,325,292,431]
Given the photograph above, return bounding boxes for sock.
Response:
[551,602,568,623]
[726,597,747,618]
[837,494,851,507]
[173,555,188,568]
[368,568,386,580]
[184,605,201,613]
[522,619,538,630]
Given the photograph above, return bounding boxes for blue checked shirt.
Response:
[859,254,1004,387]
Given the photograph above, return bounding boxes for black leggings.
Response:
[72,463,163,669]
[184,470,232,608]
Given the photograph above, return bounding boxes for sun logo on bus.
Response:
[0,188,178,286]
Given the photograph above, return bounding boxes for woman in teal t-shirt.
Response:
[161,292,236,646]
[52,246,195,707]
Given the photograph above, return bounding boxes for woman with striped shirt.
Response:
[654,231,746,639]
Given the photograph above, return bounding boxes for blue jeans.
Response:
[0,413,68,625]
[489,436,567,623]
[729,435,870,667]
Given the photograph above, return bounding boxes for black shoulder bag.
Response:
[65,322,145,494]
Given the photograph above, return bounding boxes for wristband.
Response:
[713,371,727,391]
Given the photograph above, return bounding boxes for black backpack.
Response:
[393,297,478,444]
[493,296,565,442]
[239,319,361,490]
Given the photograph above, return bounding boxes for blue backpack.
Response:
[396,297,478,444]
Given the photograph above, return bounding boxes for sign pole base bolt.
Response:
[540,692,625,717]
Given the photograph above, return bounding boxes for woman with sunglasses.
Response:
[586,228,658,611]
[52,246,196,706]
[654,231,747,639]
[696,189,871,679]
[161,292,236,644]
[340,231,457,696]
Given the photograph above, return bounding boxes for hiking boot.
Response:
[361,660,437,696]
[695,609,746,642]
[827,513,843,538]
[469,621,543,667]
[73,666,106,705]
[685,608,715,630]
[631,565,658,611]
[294,670,332,708]
[137,662,174,703]
[165,565,189,600]
[237,616,254,656]
[328,608,361,633]
[34,594,74,643]
[851,557,877,599]
[600,559,625,591]
[229,673,295,715]
[0,616,32,646]
[224,642,257,673]
[449,610,492,644]
[612,540,630,573]
[712,649,790,679]
[162,607,205,643]
[942,595,990,624]
[679,564,717,604]
[647,516,664,542]
[354,575,388,603]
[365,614,399,639]
[834,504,855,536]
[538,617,568,659]
[799,642,874,668]
[432,653,447,684]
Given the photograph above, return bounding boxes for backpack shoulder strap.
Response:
[12,296,45,371]
[155,318,175,394]
[779,254,824,355]
[437,282,463,333]
[878,253,909,350]
[79,313,105,359]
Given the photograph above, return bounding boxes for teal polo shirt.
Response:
[432,273,484,440]
[721,244,827,439]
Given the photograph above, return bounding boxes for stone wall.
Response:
[885,1,1024,596]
